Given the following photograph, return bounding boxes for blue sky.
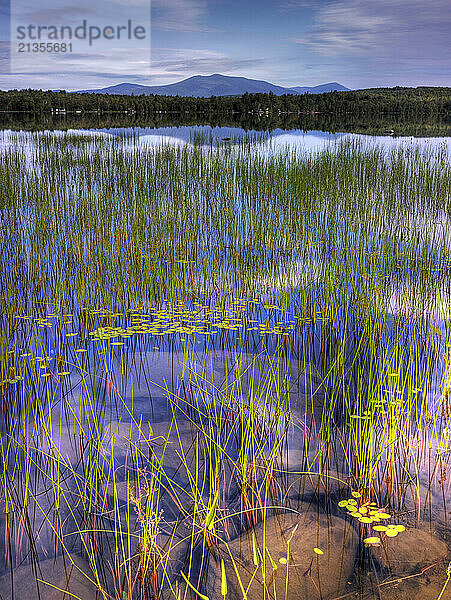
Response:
[0,0,450,90]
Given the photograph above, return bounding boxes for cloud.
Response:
[12,2,118,25]
[150,47,265,77]
[6,0,152,87]
[3,46,262,90]
[296,0,451,64]
[288,0,451,86]
[12,1,151,30]
[6,43,151,86]
[281,0,335,8]
[151,0,214,32]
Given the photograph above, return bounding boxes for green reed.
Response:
[0,130,450,598]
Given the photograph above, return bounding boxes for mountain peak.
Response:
[76,74,350,97]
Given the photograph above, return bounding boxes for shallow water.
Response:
[0,126,450,599]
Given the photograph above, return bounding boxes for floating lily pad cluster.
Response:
[12,299,302,349]
[0,373,24,385]
[88,301,297,340]
[3,299,306,387]
[338,492,405,546]
[2,298,341,389]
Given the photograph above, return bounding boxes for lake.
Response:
[0,124,450,600]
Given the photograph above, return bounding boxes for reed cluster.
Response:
[0,131,450,599]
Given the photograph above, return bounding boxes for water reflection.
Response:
[1,125,451,156]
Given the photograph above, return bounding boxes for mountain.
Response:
[76,74,350,97]
[289,82,349,94]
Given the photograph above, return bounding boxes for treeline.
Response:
[0,86,450,118]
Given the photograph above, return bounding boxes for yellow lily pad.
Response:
[363,537,380,545]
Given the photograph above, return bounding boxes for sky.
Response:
[0,0,450,91]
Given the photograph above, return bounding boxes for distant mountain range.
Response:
[76,74,350,97]
[289,83,349,94]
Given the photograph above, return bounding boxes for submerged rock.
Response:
[401,480,450,535]
[103,418,206,484]
[0,478,79,573]
[364,571,448,600]
[0,554,98,600]
[372,528,448,575]
[273,469,347,503]
[205,507,358,599]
